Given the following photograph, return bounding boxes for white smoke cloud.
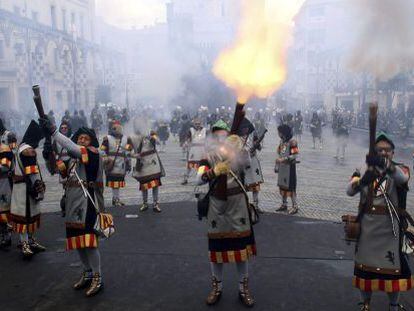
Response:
[95,0,168,29]
[347,0,414,80]
[135,41,202,115]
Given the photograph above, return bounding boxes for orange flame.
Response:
[213,0,304,104]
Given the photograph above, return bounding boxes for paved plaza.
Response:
[2,126,414,311]
[38,125,414,222]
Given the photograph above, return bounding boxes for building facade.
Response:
[282,0,377,113]
[166,0,239,67]
[0,0,125,115]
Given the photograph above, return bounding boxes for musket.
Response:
[32,85,56,172]
[32,85,46,118]
[250,129,268,154]
[366,102,378,211]
[230,102,246,135]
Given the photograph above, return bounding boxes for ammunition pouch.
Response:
[28,179,45,202]
[341,214,360,243]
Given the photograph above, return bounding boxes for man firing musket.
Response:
[345,103,413,311]
[195,102,257,308]
[38,83,107,296]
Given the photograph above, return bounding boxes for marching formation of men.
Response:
[2,99,414,311]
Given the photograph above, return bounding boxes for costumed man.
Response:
[90,104,103,137]
[129,122,165,213]
[275,124,299,215]
[179,114,192,160]
[310,112,323,149]
[51,121,72,216]
[334,114,350,162]
[238,118,265,214]
[9,120,46,258]
[293,110,303,142]
[347,133,412,311]
[0,119,17,248]
[101,121,131,207]
[197,127,256,307]
[182,118,207,185]
[156,120,170,153]
[61,110,72,127]
[40,116,105,297]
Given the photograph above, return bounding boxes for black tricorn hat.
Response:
[71,127,99,148]
[22,120,44,149]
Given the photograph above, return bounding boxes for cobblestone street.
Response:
[39,125,414,222]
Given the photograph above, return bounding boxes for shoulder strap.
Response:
[356,174,387,221]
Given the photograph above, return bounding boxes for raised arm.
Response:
[52,131,83,159]
[389,164,410,186]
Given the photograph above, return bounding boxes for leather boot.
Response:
[153,203,161,213]
[29,237,46,252]
[73,270,93,290]
[140,203,149,212]
[206,277,222,306]
[288,204,298,215]
[0,232,11,248]
[358,302,370,311]
[112,198,124,207]
[276,204,287,212]
[21,241,34,258]
[389,303,406,311]
[86,272,104,297]
[238,277,254,308]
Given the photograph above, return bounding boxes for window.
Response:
[308,29,326,44]
[71,12,76,34]
[62,9,67,32]
[56,91,63,106]
[15,43,24,56]
[71,12,75,26]
[31,11,38,22]
[54,48,60,70]
[309,6,325,18]
[80,15,84,38]
[13,6,20,15]
[51,6,57,29]
[84,89,89,107]
[0,41,4,59]
[67,90,73,106]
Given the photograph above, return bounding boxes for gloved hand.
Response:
[60,195,66,218]
[38,116,56,135]
[42,139,53,160]
[360,169,377,186]
[34,180,46,194]
[366,154,386,168]
[351,169,361,179]
[213,161,230,176]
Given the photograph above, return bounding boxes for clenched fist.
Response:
[213,161,230,176]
